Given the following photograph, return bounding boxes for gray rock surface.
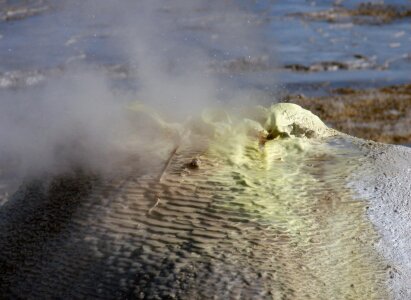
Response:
[351,142,411,300]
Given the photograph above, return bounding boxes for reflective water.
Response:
[0,0,409,93]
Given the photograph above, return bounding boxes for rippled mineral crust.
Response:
[1,103,409,299]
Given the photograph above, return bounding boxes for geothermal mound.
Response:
[0,103,410,299]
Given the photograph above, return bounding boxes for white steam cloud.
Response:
[0,0,267,178]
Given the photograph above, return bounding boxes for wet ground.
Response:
[0,1,410,86]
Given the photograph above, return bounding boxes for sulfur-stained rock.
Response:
[0,104,410,299]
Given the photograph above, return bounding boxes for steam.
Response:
[0,0,267,177]
[0,69,131,175]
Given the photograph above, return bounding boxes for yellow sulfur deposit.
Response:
[199,103,385,299]
[263,103,336,138]
[128,102,387,299]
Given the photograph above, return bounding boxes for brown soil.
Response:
[291,3,411,25]
[285,83,411,144]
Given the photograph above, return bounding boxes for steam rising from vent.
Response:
[0,71,131,175]
[0,0,268,177]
